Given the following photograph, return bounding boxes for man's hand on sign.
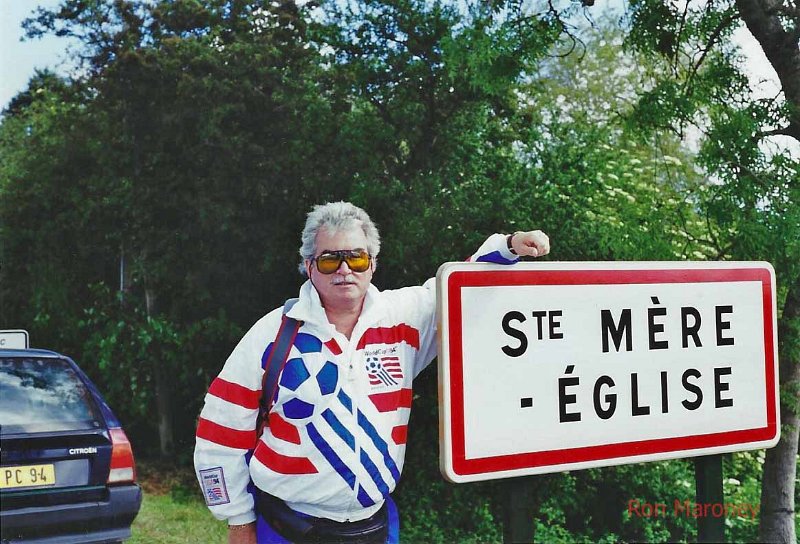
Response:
[510,230,550,258]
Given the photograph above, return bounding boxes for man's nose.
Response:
[336,259,352,273]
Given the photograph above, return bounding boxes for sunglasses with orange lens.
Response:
[314,250,371,274]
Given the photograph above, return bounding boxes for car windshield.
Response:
[0,357,102,435]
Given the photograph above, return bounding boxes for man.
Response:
[195,201,550,543]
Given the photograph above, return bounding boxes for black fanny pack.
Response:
[256,490,388,544]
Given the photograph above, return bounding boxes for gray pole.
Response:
[694,454,725,542]
[503,476,535,543]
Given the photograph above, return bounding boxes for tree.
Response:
[624,0,800,540]
[736,0,800,140]
[12,0,354,456]
[0,71,111,355]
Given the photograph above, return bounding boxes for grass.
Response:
[128,458,798,543]
[129,460,227,544]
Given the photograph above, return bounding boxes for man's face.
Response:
[306,227,374,311]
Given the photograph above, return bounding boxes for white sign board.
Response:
[0,330,30,350]
[437,262,779,483]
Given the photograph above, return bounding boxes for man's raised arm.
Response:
[467,231,550,264]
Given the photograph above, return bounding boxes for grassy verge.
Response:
[129,460,227,544]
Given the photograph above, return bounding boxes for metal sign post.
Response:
[695,454,725,542]
[503,476,535,543]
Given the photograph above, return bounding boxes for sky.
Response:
[0,0,79,109]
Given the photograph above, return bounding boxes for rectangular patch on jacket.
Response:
[200,466,230,506]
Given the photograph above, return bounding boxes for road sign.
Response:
[437,262,779,483]
[0,330,29,350]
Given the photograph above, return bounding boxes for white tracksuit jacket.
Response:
[194,234,519,525]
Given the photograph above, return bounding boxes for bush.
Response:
[78,283,242,457]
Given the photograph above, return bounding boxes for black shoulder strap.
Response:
[257,298,301,436]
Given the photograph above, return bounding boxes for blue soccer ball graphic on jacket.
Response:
[275,350,339,422]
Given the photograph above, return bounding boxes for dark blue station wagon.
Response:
[0,349,142,543]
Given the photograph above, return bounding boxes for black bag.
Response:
[256,490,388,544]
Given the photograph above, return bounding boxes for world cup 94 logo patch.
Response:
[366,355,403,387]
[200,467,230,506]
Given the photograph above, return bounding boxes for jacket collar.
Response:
[287,280,385,331]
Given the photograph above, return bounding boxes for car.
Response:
[0,348,142,543]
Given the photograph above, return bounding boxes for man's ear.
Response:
[304,259,312,277]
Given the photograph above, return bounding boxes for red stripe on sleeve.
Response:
[324,338,342,355]
[368,388,413,412]
[357,324,420,350]
[392,425,408,445]
[268,412,302,444]
[253,442,318,474]
[196,417,256,450]
[208,377,261,409]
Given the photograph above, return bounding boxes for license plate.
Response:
[0,464,56,489]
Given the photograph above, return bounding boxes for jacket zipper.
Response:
[341,326,364,521]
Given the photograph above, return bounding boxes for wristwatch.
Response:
[507,232,519,255]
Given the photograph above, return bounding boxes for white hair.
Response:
[298,201,381,276]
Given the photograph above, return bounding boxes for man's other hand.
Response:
[228,522,257,544]
[511,230,550,258]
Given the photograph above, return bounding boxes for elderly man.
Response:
[195,201,550,544]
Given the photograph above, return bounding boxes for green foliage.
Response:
[624,0,800,273]
[514,22,717,263]
[78,283,242,457]
[0,71,107,354]
[722,451,765,543]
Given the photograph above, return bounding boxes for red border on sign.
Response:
[446,268,776,476]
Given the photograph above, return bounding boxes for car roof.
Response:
[0,348,64,358]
